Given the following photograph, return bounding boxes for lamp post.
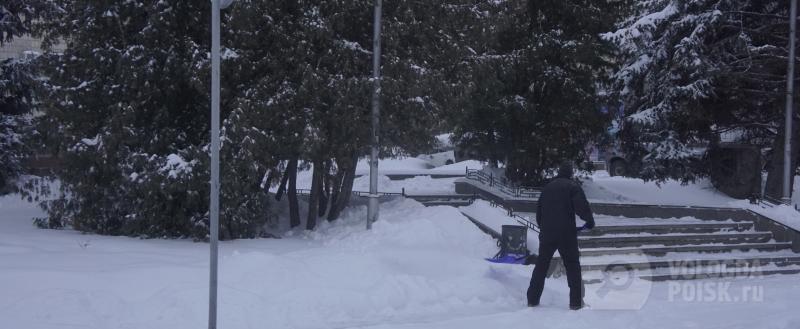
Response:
[367,0,383,229]
[209,0,233,328]
[784,0,798,204]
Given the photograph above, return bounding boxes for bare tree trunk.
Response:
[327,160,345,222]
[306,159,323,230]
[287,157,300,228]
[327,153,358,221]
[765,118,800,200]
[318,159,332,218]
[321,161,335,218]
[274,161,290,201]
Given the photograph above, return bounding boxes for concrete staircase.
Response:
[453,174,800,283]
[516,214,800,282]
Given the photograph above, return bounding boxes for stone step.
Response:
[640,267,800,282]
[411,194,475,207]
[577,254,800,272]
[577,232,773,249]
[421,200,474,207]
[579,242,793,257]
[581,222,754,236]
[581,265,800,283]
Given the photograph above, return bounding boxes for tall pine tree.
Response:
[36,1,226,237]
[607,0,794,195]
[452,0,618,185]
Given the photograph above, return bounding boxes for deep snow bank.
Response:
[0,195,537,329]
[222,199,524,328]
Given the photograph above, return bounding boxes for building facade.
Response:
[0,35,63,60]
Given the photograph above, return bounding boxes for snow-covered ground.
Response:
[348,156,483,177]
[0,194,514,329]
[747,176,800,231]
[3,191,800,329]
[287,171,459,196]
[416,151,455,168]
[583,171,735,206]
[740,202,800,232]
[354,157,434,175]
[351,175,459,195]
[285,158,483,195]
[353,158,482,176]
[297,159,800,230]
[583,171,800,231]
[459,200,540,254]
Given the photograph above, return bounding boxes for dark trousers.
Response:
[527,235,583,306]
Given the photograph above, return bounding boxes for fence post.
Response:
[490,172,493,187]
[402,187,405,197]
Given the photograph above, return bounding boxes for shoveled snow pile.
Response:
[0,195,535,329]
[218,200,518,328]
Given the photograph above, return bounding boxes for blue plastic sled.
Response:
[486,225,587,265]
[486,253,536,265]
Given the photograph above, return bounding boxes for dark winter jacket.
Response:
[535,176,595,240]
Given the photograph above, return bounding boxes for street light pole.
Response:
[784,0,798,204]
[207,0,234,327]
[209,2,234,327]
[367,0,383,230]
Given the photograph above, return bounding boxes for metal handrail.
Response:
[763,195,789,206]
[465,168,541,199]
[510,213,540,233]
[295,189,403,197]
[488,200,540,233]
[352,190,404,197]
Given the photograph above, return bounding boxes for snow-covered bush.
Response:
[31,1,268,239]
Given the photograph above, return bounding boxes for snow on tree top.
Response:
[160,154,195,179]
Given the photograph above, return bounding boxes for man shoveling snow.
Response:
[527,162,595,310]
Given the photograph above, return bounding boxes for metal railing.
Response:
[489,200,540,233]
[465,168,541,199]
[758,194,800,212]
[295,189,404,197]
[295,188,479,208]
